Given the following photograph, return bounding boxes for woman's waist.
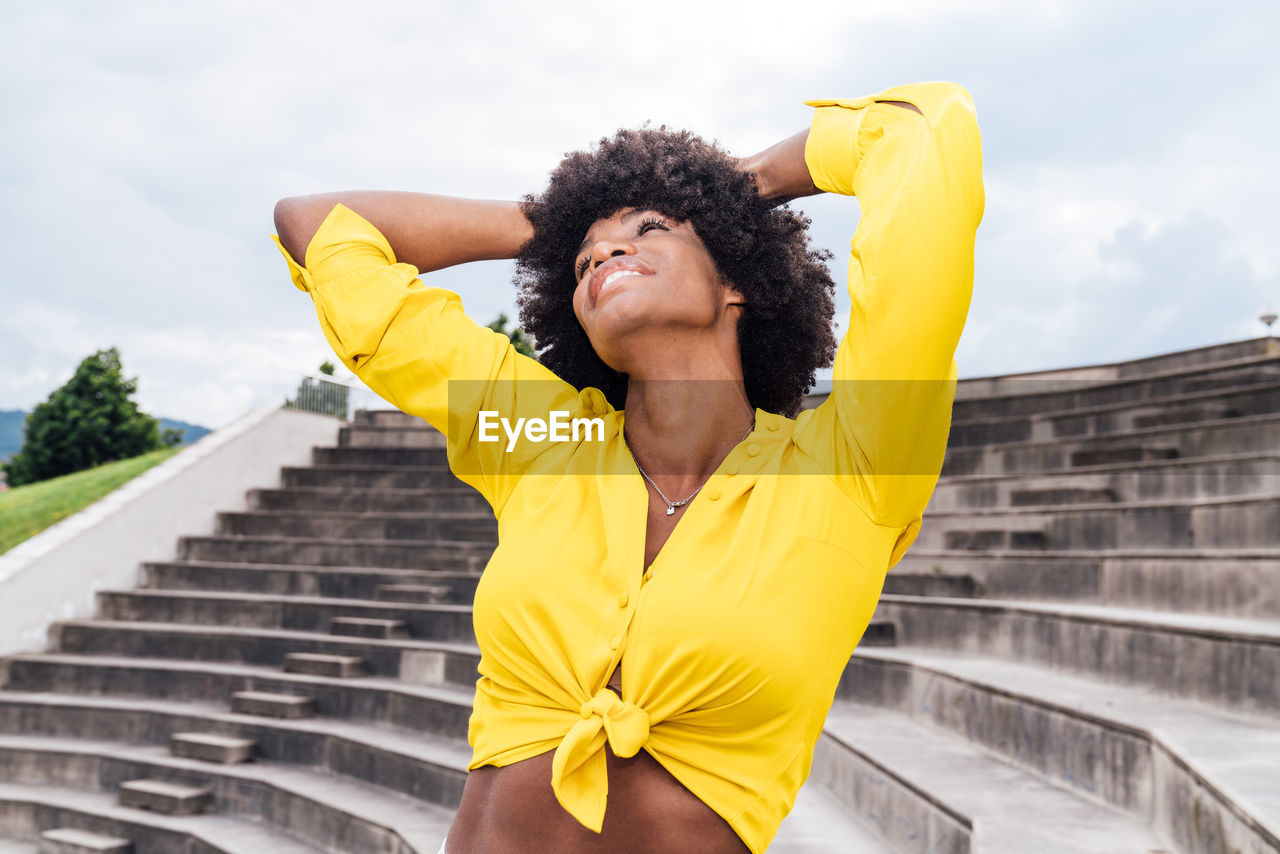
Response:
[448,747,750,854]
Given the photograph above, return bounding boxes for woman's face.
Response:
[571,207,742,370]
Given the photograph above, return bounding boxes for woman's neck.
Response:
[621,378,755,489]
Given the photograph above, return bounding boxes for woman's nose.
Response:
[588,239,635,272]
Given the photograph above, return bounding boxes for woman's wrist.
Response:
[737,128,822,204]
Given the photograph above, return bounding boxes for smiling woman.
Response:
[272,80,983,854]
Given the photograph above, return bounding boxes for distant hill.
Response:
[0,410,210,461]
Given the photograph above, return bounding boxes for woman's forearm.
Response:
[737,128,821,203]
[273,191,533,274]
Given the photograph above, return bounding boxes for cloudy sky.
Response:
[2,0,1276,429]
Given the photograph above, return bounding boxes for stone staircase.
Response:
[0,337,1276,852]
[813,337,1280,853]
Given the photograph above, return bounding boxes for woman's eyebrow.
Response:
[575,209,649,256]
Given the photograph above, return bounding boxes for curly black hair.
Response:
[514,126,837,418]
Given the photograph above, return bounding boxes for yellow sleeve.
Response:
[794,82,984,564]
[270,204,602,516]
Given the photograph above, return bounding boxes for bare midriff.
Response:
[445,494,749,853]
[443,669,750,854]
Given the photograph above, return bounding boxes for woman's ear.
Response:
[721,277,747,308]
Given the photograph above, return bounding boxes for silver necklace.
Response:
[627,418,755,516]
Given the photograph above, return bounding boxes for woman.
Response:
[273,81,983,854]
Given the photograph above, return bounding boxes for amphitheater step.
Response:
[0,740,452,852]
[881,573,977,598]
[339,423,447,448]
[280,464,458,490]
[140,559,481,603]
[247,485,490,514]
[920,495,1280,552]
[816,702,1168,853]
[215,510,498,543]
[94,588,474,643]
[330,616,408,639]
[312,446,448,467]
[117,780,210,816]
[872,594,1280,714]
[894,548,1280,616]
[930,451,1280,510]
[769,778,894,853]
[169,732,255,765]
[1070,445,1180,467]
[860,621,896,647]
[0,839,37,853]
[37,829,130,854]
[282,653,365,679]
[1007,486,1119,505]
[176,534,491,571]
[840,647,1280,849]
[229,690,315,719]
[1,657,477,736]
[352,409,440,429]
[376,584,453,604]
[942,412,1280,476]
[942,528,1047,550]
[50,621,481,678]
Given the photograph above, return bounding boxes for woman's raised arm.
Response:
[273,191,533,273]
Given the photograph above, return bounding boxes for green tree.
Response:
[486,313,536,358]
[6,348,163,487]
[285,361,350,418]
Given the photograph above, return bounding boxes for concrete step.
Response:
[767,777,894,853]
[894,549,1280,617]
[282,653,364,679]
[338,423,447,448]
[141,560,480,603]
[376,584,453,604]
[952,347,1280,417]
[329,617,407,639]
[941,411,1280,477]
[0,700,471,810]
[248,485,489,514]
[815,702,1170,853]
[929,452,1280,511]
[229,691,315,719]
[37,829,131,854]
[0,838,37,854]
[169,732,254,765]
[116,780,210,816]
[176,534,491,571]
[871,594,1280,714]
[352,409,441,429]
[280,465,461,490]
[1,656,476,739]
[95,589,473,644]
[214,510,497,543]
[312,446,448,467]
[947,378,1280,447]
[921,494,1280,551]
[48,621,481,685]
[0,735,455,852]
[838,647,1280,851]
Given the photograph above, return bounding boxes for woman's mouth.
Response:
[589,261,651,305]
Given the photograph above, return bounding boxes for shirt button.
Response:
[726,463,740,476]
[707,488,721,501]
[609,635,622,650]
[617,591,629,608]
[747,443,761,457]
[767,420,780,432]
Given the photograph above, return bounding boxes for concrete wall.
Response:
[0,407,342,655]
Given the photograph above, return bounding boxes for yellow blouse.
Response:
[272,80,982,854]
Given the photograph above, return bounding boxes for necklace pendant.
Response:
[665,506,675,516]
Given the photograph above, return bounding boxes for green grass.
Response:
[0,447,181,555]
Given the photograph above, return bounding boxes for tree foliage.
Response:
[486,313,537,358]
[6,348,164,487]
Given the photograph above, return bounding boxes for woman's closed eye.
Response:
[576,215,672,279]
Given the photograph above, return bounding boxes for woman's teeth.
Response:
[601,270,641,292]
